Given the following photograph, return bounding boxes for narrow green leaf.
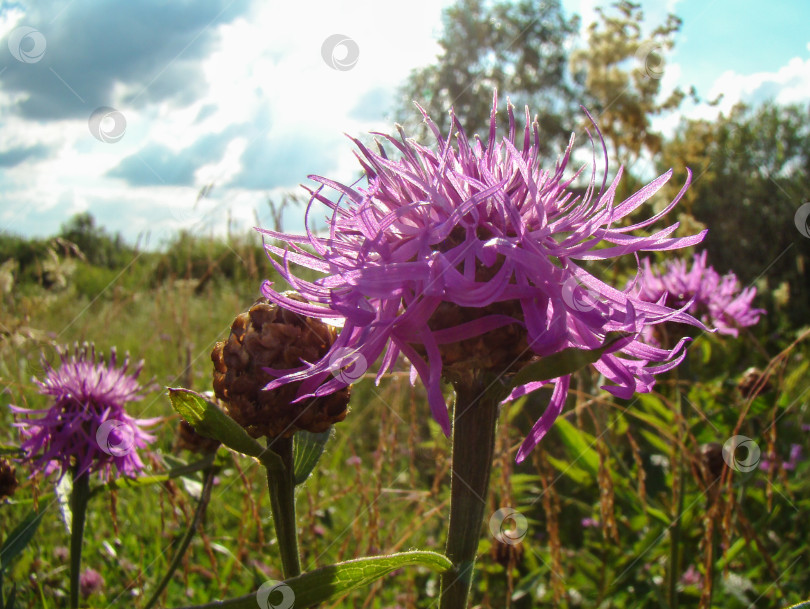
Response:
[6,582,17,609]
[0,510,44,572]
[167,389,283,472]
[508,332,632,390]
[90,454,215,498]
[553,417,600,477]
[179,551,452,608]
[292,429,331,485]
[546,454,591,484]
[639,428,672,454]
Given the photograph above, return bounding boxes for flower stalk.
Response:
[440,381,501,609]
[69,469,91,609]
[266,436,301,578]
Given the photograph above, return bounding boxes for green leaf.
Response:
[292,429,331,485]
[179,551,452,608]
[90,454,215,498]
[5,582,17,609]
[553,417,599,477]
[508,332,632,390]
[0,510,44,572]
[167,389,283,472]
[546,454,591,484]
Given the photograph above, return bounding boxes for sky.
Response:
[0,0,808,247]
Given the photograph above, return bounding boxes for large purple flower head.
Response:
[636,251,763,337]
[259,93,707,462]
[10,343,159,481]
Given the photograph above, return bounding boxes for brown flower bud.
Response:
[737,367,772,399]
[175,419,221,454]
[212,297,349,438]
[490,534,525,569]
[698,442,725,483]
[0,458,19,499]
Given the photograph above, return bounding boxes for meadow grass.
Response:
[2,240,809,608]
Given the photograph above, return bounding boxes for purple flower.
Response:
[10,343,159,481]
[258,93,706,462]
[760,443,803,472]
[680,564,702,587]
[79,567,105,597]
[636,251,763,337]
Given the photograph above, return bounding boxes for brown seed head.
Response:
[737,367,772,399]
[699,442,726,483]
[0,458,18,499]
[212,297,350,438]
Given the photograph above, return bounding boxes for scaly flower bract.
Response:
[258,93,707,462]
[10,343,158,481]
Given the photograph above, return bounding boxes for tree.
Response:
[396,0,580,159]
[658,102,810,326]
[570,1,687,175]
[59,213,132,268]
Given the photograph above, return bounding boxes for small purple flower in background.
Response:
[760,443,802,472]
[9,343,159,481]
[635,251,763,337]
[259,92,707,463]
[581,517,600,528]
[680,564,702,587]
[79,567,105,597]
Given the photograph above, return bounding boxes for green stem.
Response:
[143,464,217,609]
[266,436,301,578]
[439,381,500,609]
[69,470,91,609]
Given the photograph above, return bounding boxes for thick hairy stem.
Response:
[439,382,500,609]
[69,470,91,609]
[266,436,301,578]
